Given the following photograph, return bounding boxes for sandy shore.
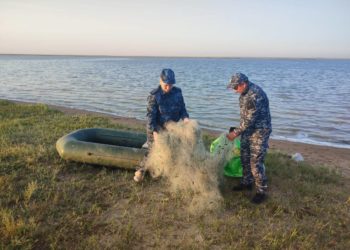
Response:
[4,99,350,177]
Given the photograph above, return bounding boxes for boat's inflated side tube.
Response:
[56,128,147,170]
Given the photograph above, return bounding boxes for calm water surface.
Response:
[1,55,350,148]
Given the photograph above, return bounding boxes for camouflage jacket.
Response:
[234,81,272,135]
[147,85,189,132]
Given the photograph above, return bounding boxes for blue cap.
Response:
[160,69,176,84]
[227,72,248,89]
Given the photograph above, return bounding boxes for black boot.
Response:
[232,183,253,192]
[251,192,267,204]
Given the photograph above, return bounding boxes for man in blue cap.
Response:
[134,68,189,182]
[226,72,272,204]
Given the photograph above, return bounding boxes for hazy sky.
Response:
[1,0,349,58]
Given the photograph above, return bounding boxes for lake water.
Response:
[1,55,350,149]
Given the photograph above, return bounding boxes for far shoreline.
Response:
[2,98,350,177]
[1,53,350,60]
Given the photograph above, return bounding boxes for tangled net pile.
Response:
[145,120,233,214]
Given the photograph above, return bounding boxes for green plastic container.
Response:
[210,135,243,177]
[56,128,147,170]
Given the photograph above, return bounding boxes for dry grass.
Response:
[1,100,349,249]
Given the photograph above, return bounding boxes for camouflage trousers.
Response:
[240,128,271,193]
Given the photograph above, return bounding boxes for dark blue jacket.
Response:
[147,86,189,132]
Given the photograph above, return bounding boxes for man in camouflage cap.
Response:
[227,72,272,204]
[146,68,189,141]
[134,68,189,182]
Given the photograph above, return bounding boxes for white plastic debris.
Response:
[291,153,304,162]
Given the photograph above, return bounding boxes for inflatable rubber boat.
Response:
[56,128,147,170]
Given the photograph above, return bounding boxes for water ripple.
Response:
[1,55,350,148]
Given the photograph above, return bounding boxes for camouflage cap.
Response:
[227,72,248,89]
[160,68,176,84]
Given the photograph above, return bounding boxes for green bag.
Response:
[210,134,243,177]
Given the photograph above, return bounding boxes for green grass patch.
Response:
[1,100,349,249]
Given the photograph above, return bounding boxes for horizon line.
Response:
[1,53,350,60]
